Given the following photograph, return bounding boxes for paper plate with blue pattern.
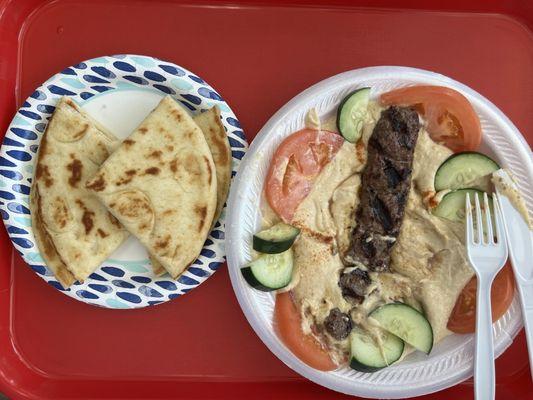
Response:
[0,55,248,309]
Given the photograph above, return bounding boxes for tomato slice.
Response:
[274,291,337,371]
[380,86,482,152]
[448,262,515,334]
[265,129,344,222]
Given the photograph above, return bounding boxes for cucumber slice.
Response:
[435,152,499,191]
[349,328,404,372]
[404,297,425,315]
[433,188,492,222]
[253,223,300,254]
[336,88,371,143]
[370,303,433,354]
[241,249,293,291]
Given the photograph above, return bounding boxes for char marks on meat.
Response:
[344,106,420,273]
[324,308,353,340]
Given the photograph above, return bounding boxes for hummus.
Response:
[288,104,475,363]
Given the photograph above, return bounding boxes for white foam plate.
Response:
[225,66,533,398]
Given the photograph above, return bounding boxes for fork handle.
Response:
[516,282,533,380]
[475,276,495,400]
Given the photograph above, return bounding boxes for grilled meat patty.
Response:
[344,106,420,273]
[324,308,353,340]
[339,268,371,303]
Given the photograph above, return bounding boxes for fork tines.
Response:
[466,192,504,246]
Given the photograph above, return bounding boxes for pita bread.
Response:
[193,106,232,221]
[150,106,232,276]
[30,97,128,287]
[86,96,217,279]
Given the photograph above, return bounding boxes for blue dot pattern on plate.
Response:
[0,54,248,309]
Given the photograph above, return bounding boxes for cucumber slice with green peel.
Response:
[434,152,499,191]
[432,188,492,222]
[253,223,300,254]
[337,88,371,143]
[370,303,434,354]
[349,328,404,372]
[241,249,293,291]
[404,297,425,315]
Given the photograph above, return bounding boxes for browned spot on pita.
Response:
[183,154,201,177]
[116,169,138,186]
[33,189,75,287]
[171,109,182,122]
[155,234,171,250]
[117,195,152,218]
[53,198,70,229]
[97,228,108,238]
[66,158,83,187]
[36,164,54,187]
[139,127,148,134]
[166,145,174,152]
[144,167,160,175]
[169,159,178,173]
[43,166,54,187]
[149,150,162,159]
[116,178,131,186]
[82,210,95,234]
[86,174,106,191]
[75,199,85,208]
[163,209,174,216]
[172,244,182,260]
[35,190,59,258]
[38,134,50,156]
[73,124,89,140]
[93,141,110,164]
[123,139,135,147]
[185,131,193,139]
[203,156,213,184]
[194,205,208,232]
[211,132,230,165]
[64,98,77,109]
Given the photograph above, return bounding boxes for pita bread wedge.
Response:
[150,106,232,276]
[194,106,232,222]
[86,96,217,279]
[30,97,128,287]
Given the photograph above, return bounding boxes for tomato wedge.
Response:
[265,129,344,222]
[380,86,481,152]
[274,291,337,371]
[448,262,515,334]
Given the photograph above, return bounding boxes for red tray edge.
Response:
[0,1,532,399]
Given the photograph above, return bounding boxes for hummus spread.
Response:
[287,104,475,363]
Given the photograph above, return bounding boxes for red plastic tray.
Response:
[0,1,532,399]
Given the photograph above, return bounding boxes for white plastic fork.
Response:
[465,192,509,400]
